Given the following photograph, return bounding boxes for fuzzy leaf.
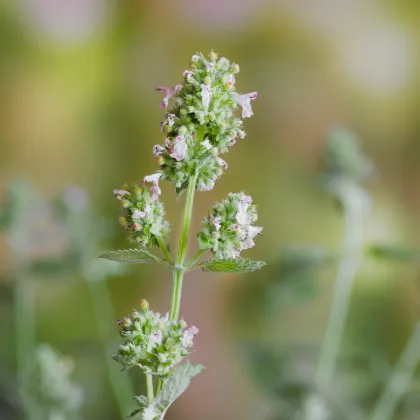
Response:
[98,249,156,264]
[202,258,266,274]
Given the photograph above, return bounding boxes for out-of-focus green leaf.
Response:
[98,249,156,264]
[367,244,420,262]
[201,258,266,274]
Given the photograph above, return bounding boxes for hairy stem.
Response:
[169,173,198,321]
[13,264,36,415]
[87,278,134,419]
[369,323,420,420]
[315,182,369,395]
[146,374,154,403]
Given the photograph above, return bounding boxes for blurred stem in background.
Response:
[86,275,134,419]
[13,261,36,416]
[369,323,420,420]
[315,180,370,391]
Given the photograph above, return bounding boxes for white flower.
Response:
[233,92,258,118]
[238,129,246,139]
[201,139,212,150]
[213,216,221,231]
[181,325,199,347]
[156,85,182,109]
[218,57,229,68]
[241,225,263,250]
[217,157,228,169]
[198,179,215,191]
[167,113,175,127]
[206,62,215,71]
[153,144,165,157]
[241,194,252,204]
[236,200,251,224]
[170,136,188,161]
[183,70,193,81]
[113,189,129,200]
[150,330,163,345]
[132,209,146,219]
[143,173,162,201]
[200,84,212,109]
[191,54,200,62]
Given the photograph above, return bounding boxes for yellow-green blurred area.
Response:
[0,0,420,419]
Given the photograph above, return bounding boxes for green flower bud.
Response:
[140,299,149,311]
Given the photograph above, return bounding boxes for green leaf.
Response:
[201,258,266,274]
[131,363,204,419]
[367,244,420,262]
[98,249,156,264]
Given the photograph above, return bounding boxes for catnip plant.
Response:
[100,51,266,418]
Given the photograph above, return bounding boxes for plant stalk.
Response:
[87,278,134,419]
[169,173,198,321]
[315,182,370,394]
[13,263,36,417]
[369,323,420,420]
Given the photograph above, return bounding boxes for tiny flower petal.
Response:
[183,70,193,81]
[201,139,212,150]
[213,216,221,231]
[170,137,187,161]
[156,85,182,109]
[200,84,212,109]
[113,189,130,200]
[153,144,165,157]
[143,173,162,201]
[217,157,228,170]
[132,209,146,219]
[233,92,258,118]
[236,201,251,224]
[191,54,200,62]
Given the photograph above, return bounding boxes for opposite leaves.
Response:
[98,249,156,264]
[201,258,266,274]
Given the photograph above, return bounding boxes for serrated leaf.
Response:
[98,249,156,264]
[202,258,266,274]
[133,363,204,419]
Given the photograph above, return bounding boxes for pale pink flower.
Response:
[200,84,212,109]
[226,74,235,88]
[191,54,200,62]
[132,209,146,219]
[181,325,199,347]
[236,201,251,224]
[217,157,228,169]
[242,225,263,249]
[143,173,162,201]
[206,62,215,71]
[201,139,212,150]
[150,330,163,345]
[183,70,193,81]
[156,85,182,109]
[113,189,130,200]
[153,144,165,157]
[233,92,258,118]
[213,216,221,231]
[170,136,188,161]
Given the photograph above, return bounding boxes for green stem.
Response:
[169,173,198,321]
[315,182,369,393]
[13,264,36,416]
[369,323,420,420]
[87,278,134,419]
[156,236,174,265]
[146,374,154,403]
[185,249,206,270]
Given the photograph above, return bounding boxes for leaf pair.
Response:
[99,249,266,274]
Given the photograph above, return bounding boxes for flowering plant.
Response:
[100,50,265,418]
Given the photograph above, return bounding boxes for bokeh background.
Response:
[1,0,420,419]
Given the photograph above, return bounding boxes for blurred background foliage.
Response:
[0,0,420,419]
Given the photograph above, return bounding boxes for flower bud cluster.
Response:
[114,183,169,247]
[113,300,199,377]
[198,192,262,259]
[154,51,258,193]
